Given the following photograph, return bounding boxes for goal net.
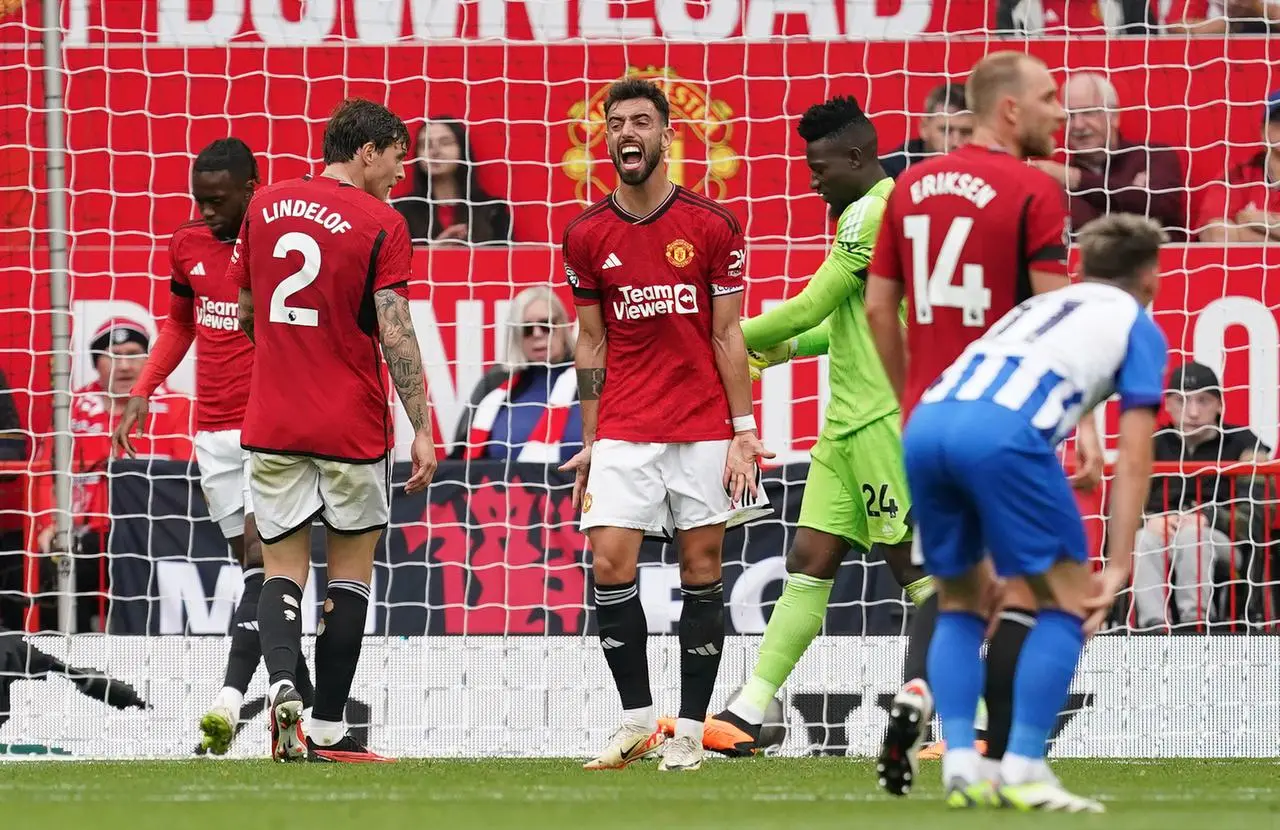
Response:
[2,0,1279,758]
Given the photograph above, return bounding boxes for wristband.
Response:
[732,414,757,434]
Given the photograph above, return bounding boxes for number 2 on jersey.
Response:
[270,231,320,327]
[903,214,992,328]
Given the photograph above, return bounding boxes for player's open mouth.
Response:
[619,144,644,171]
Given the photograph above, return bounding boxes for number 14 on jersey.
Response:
[904,214,992,328]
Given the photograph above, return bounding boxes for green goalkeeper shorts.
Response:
[798,414,913,550]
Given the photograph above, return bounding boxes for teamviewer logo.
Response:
[674,284,698,314]
[613,283,700,320]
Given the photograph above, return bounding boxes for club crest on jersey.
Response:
[564,264,580,288]
[665,239,695,268]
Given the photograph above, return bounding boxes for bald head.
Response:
[964,51,1063,159]
[966,52,1040,119]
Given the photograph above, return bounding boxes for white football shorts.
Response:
[194,429,252,539]
[580,438,772,539]
[249,452,389,545]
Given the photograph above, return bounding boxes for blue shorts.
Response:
[902,400,1087,579]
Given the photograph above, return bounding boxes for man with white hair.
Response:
[1031,73,1187,241]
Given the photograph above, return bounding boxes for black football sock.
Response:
[312,579,371,727]
[983,608,1036,760]
[294,650,315,709]
[257,576,303,690]
[221,568,264,695]
[678,580,726,724]
[903,592,940,685]
[595,580,653,719]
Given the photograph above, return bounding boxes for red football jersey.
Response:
[169,221,252,432]
[563,186,745,443]
[33,382,192,536]
[1196,153,1280,230]
[228,175,414,462]
[870,144,1069,417]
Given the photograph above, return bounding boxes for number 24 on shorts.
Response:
[862,483,899,519]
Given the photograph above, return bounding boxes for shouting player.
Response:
[114,138,314,756]
[229,99,437,763]
[560,78,772,773]
[866,51,1102,793]
[902,214,1166,810]
[696,97,937,755]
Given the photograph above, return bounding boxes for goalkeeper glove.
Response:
[747,339,798,382]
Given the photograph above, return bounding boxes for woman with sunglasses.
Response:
[451,286,583,462]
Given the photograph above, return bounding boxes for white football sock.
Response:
[309,718,346,747]
[622,706,656,731]
[213,686,243,717]
[1001,752,1051,786]
[267,679,294,705]
[674,717,705,743]
[942,747,980,785]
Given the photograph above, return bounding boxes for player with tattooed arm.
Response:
[229,99,436,763]
[559,78,772,773]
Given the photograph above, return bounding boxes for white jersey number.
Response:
[269,232,321,328]
[903,214,992,328]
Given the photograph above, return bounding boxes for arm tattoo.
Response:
[375,288,432,433]
[577,368,606,401]
[237,288,255,343]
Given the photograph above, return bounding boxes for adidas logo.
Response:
[190,262,206,276]
[235,620,259,632]
[601,637,625,650]
[601,253,622,270]
[685,643,720,656]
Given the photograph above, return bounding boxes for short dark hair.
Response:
[924,83,967,114]
[797,95,876,148]
[1077,214,1167,281]
[603,79,670,125]
[193,137,259,183]
[322,99,410,165]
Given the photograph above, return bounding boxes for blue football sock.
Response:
[1007,608,1085,760]
[927,611,987,752]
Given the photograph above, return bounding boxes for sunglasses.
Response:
[520,321,555,337]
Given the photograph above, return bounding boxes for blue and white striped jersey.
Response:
[919,281,1168,446]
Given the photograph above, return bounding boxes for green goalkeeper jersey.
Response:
[741,176,899,441]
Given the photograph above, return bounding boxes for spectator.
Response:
[1131,362,1270,630]
[0,369,26,630]
[450,287,582,463]
[1197,91,1280,243]
[881,83,972,180]
[997,0,1153,32]
[32,318,193,632]
[0,368,22,460]
[1165,0,1277,34]
[394,117,512,245]
[1031,74,1187,241]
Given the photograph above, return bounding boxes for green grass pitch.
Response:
[0,758,1274,829]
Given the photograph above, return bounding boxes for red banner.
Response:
[3,245,1278,462]
[3,36,1279,250]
